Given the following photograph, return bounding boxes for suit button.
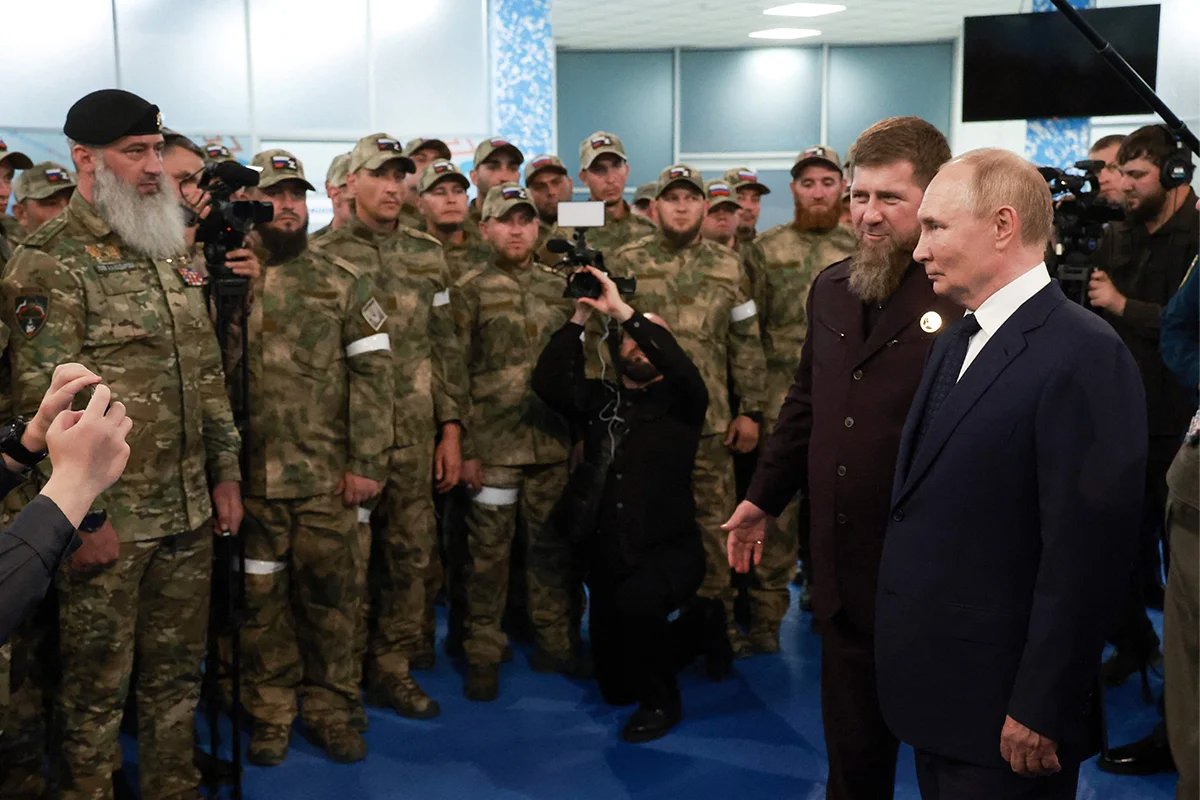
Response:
[615,473,622,480]
[836,465,847,477]
[852,369,863,381]
[892,509,904,522]
[616,502,624,510]
[836,513,847,525]
[844,416,854,428]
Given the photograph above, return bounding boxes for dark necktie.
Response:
[914,313,982,450]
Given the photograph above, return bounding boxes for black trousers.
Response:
[1109,451,1172,655]
[818,611,900,800]
[587,541,704,710]
[913,750,1079,799]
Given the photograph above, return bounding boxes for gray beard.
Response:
[93,159,187,259]
[848,235,915,304]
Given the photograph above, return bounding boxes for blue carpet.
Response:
[167,588,1176,799]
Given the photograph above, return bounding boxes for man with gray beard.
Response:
[724,116,960,800]
[1,89,243,799]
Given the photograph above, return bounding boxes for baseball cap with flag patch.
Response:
[705,179,741,211]
[723,166,771,195]
[326,152,351,189]
[0,139,33,171]
[579,131,626,169]
[349,133,415,175]
[404,137,452,160]
[417,160,470,195]
[655,164,705,198]
[524,154,568,184]
[791,145,842,178]
[204,142,236,164]
[13,161,76,203]
[250,148,316,191]
[474,137,524,167]
[481,183,536,221]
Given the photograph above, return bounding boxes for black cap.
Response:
[64,89,162,146]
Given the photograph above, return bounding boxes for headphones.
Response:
[1158,125,1195,190]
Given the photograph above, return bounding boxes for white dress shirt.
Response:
[958,263,1051,381]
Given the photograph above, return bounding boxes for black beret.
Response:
[63,89,162,146]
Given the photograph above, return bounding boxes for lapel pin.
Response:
[920,311,943,333]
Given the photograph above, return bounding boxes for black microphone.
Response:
[547,238,573,254]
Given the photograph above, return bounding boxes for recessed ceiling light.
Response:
[748,27,822,40]
[763,3,846,17]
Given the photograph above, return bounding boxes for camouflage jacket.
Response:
[608,232,767,436]
[0,215,21,270]
[418,222,492,286]
[540,201,655,266]
[244,243,393,499]
[450,256,571,466]
[319,218,468,448]
[397,203,423,231]
[0,191,241,541]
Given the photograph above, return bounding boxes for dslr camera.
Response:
[1039,160,1123,306]
[547,202,636,300]
[195,161,274,280]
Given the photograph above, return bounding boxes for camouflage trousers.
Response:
[0,608,56,799]
[463,462,571,665]
[748,413,800,632]
[693,435,738,622]
[366,442,437,678]
[241,493,363,728]
[55,527,211,800]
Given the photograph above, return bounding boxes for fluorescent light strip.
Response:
[763,3,846,17]
[748,28,822,40]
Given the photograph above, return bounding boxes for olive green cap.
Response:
[481,183,536,221]
[12,161,75,202]
[417,159,470,194]
[250,149,315,191]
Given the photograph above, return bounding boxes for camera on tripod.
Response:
[195,161,274,280]
[1038,160,1124,307]
[546,201,636,300]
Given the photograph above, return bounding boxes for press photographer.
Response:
[531,266,727,744]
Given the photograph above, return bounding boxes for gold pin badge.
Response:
[920,311,943,333]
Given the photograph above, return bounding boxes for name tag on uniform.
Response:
[93,261,139,275]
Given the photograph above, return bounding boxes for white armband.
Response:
[730,299,758,323]
[345,333,391,358]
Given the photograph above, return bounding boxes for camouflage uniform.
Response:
[450,251,573,665]
[239,240,393,729]
[607,221,767,630]
[1,191,241,799]
[319,218,468,681]
[741,219,857,632]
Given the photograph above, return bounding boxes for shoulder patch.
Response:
[14,294,48,338]
[361,297,388,331]
[21,215,68,248]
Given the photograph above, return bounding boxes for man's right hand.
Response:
[25,363,103,453]
[68,518,120,574]
[461,459,484,493]
[722,500,769,573]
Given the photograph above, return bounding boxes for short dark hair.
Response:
[162,131,204,160]
[848,116,951,189]
[1116,125,1174,168]
[1088,134,1125,154]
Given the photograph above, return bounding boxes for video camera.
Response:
[546,202,636,300]
[195,161,274,280]
[1039,160,1123,307]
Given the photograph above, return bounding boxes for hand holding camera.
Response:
[573,266,634,323]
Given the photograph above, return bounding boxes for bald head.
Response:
[950,148,1053,247]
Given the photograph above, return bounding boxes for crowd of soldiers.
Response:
[0,87,868,798]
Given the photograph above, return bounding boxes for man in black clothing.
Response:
[532,266,720,744]
[0,364,133,642]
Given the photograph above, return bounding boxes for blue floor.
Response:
[172,588,1177,799]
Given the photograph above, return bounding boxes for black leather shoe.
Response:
[1098,727,1175,775]
[620,704,682,744]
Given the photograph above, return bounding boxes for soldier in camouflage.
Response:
[740,145,857,651]
[237,149,393,766]
[466,138,524,237]
[451,184,578,701]
[0,89,243,800]
[11,162,76,239]
[415,159,492,284]
[401,137,452,231]
[524,153,573,253]
[606,164,767,660]
[311,152,351,242]
[320,132,469,721]
[701,179,741,249]
[722,167,771,252]
[631,181,659,226]
[0,141,34,269]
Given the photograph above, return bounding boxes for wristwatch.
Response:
[0,417,48,468]
[80,509,108,533]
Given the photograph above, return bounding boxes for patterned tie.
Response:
[914,313,982,451]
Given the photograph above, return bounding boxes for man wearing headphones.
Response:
[1089,124,1197,775]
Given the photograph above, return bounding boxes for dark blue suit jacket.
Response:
[875,281,1148,767]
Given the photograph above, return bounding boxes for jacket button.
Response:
[836,465,847,477]
[616,502,624,510]
[844,416,854,428]
[615,473,622,480]
[836,513,847,525]
[852,369,863,381]
[892,509,904,522]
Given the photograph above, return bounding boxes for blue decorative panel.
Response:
[490,0,555,160]
[1025,0,1092,167]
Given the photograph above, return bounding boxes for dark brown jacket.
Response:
[747,259,960,630]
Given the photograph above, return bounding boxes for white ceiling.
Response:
[552,0,1029,49]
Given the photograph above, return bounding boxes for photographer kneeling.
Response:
[532,266,727,744]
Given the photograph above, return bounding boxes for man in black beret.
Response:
[0,88,244,799]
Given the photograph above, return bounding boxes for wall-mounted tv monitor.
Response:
[962,5,1160,122]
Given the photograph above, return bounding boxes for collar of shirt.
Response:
[957,262,1050,380]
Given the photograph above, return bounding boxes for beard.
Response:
[1124,188,1167,225]
[795,199,843,232]
[620,354,660,384]
[93,159,187,259]
[848,230,918,304]
[435,220,463,237]
[661,218,703,248]
[259,223,309,264]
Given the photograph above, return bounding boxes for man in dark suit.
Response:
[869,149,1145,797]
[723,116,960,800]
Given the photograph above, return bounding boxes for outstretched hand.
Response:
[722,500,769,573]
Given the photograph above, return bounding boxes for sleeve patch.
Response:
[15,294,48,338]
[361,297,388,331]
